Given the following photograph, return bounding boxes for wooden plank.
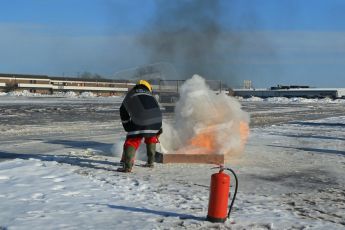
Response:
[155,152,224,164]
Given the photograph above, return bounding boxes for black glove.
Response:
[122,119,131,132]
[157,128,163,136]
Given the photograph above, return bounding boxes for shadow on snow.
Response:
[42,139,115,156]
[275,134,345,142]
[105,204,205,221]
[289,121,345,128]
[267,144,345,156]
[0,150,120,171]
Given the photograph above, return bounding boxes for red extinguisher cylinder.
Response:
[207,170,230,223]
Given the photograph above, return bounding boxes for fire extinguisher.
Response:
[206,165,238,223]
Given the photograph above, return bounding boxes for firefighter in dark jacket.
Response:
[117,80,162,173]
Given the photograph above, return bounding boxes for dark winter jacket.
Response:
[120,85,162,138]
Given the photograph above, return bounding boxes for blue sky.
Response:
[1,0,345,88]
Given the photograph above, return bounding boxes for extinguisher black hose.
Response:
[226,168,238,218]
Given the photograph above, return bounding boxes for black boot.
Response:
[117,146,136,173]
[145,143,156,168]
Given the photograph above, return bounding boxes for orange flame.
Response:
[187,121,250,155]
[189,129,216,153]
[240,121,250,145]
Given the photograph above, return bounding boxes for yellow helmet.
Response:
[137,79,152,92]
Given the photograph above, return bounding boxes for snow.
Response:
[3,90,344,104]
[0,94,123,106]
[0,97,345,229]
[79,92,97,98]
[239,96,345,104]
[7,90,43,97]
[53,91,78,97]
[0,90,109,98]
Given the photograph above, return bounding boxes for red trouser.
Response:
[124,136,159,150]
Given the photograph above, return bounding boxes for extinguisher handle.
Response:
[210,164,224,170]
[226,167,238,219]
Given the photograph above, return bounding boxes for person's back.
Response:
[118,80,162,172]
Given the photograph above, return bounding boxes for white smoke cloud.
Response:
[159,75,250,156]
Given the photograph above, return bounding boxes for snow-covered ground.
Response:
[0,96,345,229]
[239,96,345,104]
[0,90,105,98]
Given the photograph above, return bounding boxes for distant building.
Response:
[234,86,345,99]
[0,73,135,96]
[270,85,310,90]
[243,80,252,89]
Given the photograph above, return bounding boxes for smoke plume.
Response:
[140,0,229,81]
[159,75,250,158]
